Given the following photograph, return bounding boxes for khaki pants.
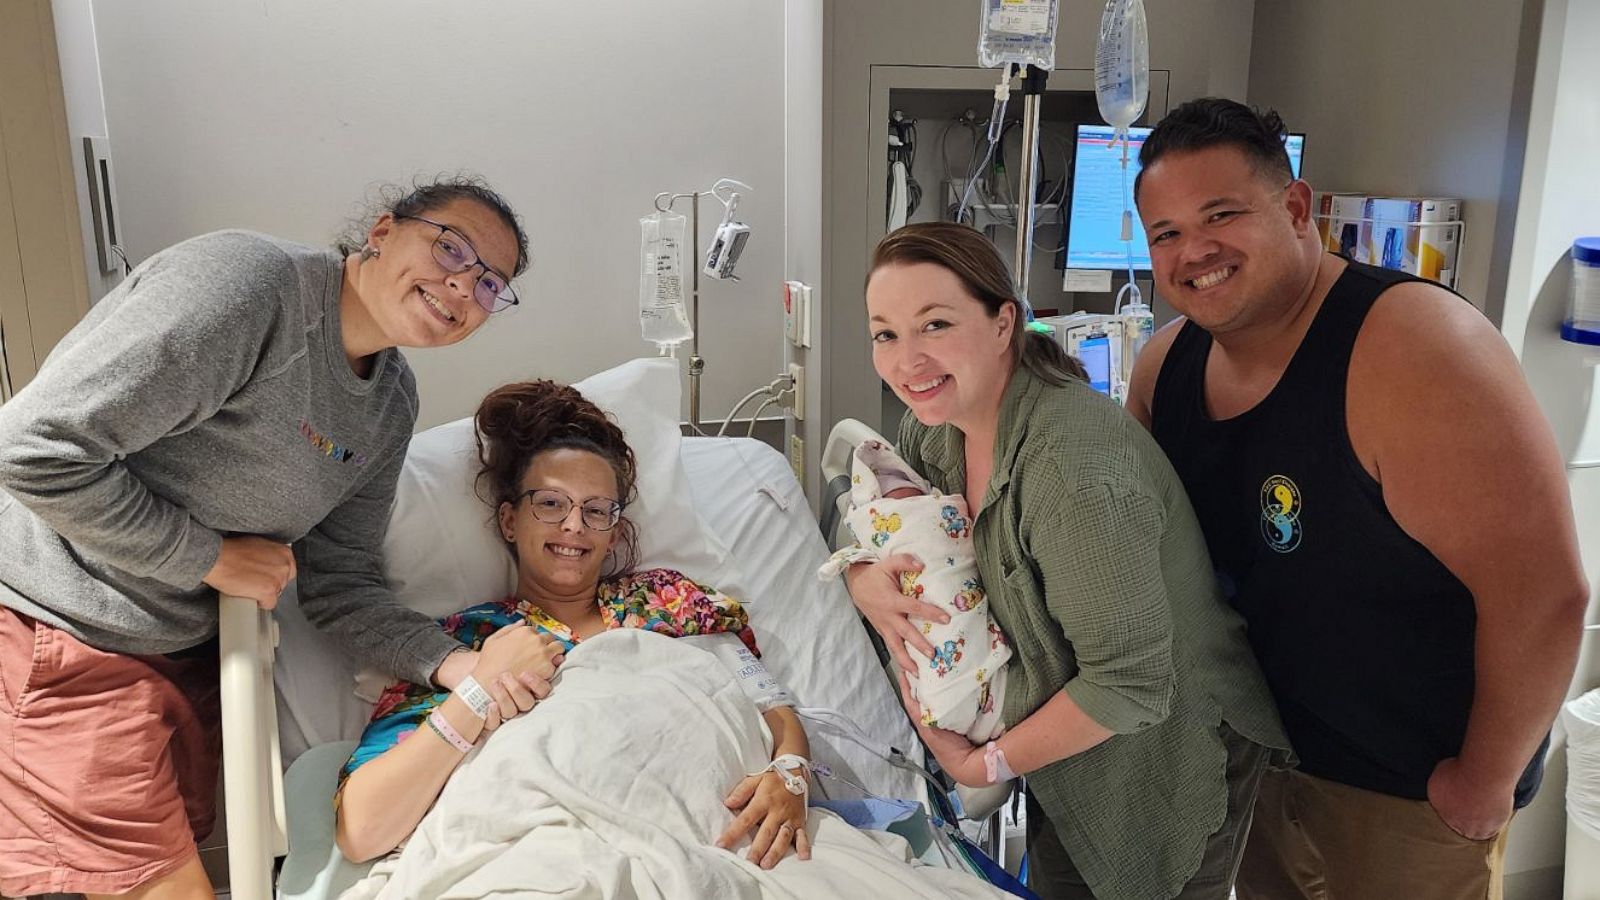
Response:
[1236,767,1509,900]
[1026,724,1269,899]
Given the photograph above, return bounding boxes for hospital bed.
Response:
[215,372,1016,899]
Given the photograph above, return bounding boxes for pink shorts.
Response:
[0,605,221,897]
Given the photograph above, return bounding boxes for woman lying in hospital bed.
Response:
[334,379,1007,899]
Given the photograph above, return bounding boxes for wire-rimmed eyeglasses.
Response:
[399,215,519,314]
[517,489,622,532]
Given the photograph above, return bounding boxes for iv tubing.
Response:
[1115,134,1144,313]
[958,66,1015,223]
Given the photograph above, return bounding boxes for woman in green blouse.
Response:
[846,222,1289,900]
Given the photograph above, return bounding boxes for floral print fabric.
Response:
[338,569,757,789]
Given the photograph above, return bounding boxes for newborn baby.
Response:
[819,440,1010,743]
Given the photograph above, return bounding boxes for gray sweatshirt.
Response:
[0,230,459,684]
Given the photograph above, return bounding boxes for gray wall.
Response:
[1247,0,1531,320]
[785,0,825,500]
[822,0,1259,446]
[91,0,792,430]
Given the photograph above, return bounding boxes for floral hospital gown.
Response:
[338,568,758,792]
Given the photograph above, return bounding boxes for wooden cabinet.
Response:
[0,0,90,401]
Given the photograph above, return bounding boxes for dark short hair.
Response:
[1134,98,1293,200]
[340,175,531,276]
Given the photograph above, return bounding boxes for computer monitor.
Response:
[1064,124,1305,272]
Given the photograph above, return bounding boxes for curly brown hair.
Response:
[474,380,639,575]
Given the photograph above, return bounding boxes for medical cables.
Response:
[956,66,1017,225]
[887,111,923,230]
[714,373,795,438]
[942,115,1069,259]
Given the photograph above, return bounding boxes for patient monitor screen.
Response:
[1078,334,1113,396]
[1065,125,1305,272]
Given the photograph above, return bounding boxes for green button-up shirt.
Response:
[896,365,1289,900]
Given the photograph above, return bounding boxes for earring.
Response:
[359,244,381,261]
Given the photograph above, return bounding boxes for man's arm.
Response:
[1351,282,1588,837]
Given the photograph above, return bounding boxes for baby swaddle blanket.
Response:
[819,441,1010,742]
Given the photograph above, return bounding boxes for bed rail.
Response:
[819,418,890,549]
[219,594,288,899]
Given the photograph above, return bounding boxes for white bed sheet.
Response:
[679,436,921,801]
[269,436,920,802]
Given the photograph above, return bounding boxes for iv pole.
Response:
[652,179,749,435]
[1011,64,1049,314]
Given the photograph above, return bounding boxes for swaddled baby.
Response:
[819,440,1009,743]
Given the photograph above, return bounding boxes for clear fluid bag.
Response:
[639,210,693,352]
[1095,0,1149,135]
[978,0,1059,71]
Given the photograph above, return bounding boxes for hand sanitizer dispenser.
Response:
[1560,237,1600,344]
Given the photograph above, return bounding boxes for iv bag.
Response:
[978,0,1059,71]
[639,210,693,353]
[1095,0,1149,134]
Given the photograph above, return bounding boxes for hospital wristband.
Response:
[426,708,474,753]
[455,674,494,720]
[983,741,1016,785]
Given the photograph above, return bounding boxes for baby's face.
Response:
[883,486,923,500]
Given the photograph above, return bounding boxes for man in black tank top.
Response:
[1123,99,1588,900]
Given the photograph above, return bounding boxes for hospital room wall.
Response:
[1245,0,1532,321]
[785,0,826,506]
[80,1,795,431]
[821,0,1259,454]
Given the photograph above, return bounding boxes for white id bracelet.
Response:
[754,753,811,796]
[455,674,494,720]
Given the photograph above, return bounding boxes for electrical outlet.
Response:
[789,434,805,486]
[787,363,805,421]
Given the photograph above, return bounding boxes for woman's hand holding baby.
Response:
[844,553,949,674]
[472,623,565,731]
[897,669,988,787]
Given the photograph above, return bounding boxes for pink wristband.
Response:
[983,740,1016,785]
[426,707,474,753]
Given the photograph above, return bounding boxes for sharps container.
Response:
[1561,237,1600,344]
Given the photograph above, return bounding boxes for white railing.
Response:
[218,594,287,899]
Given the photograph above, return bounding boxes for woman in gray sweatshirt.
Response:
[0,177,528,899]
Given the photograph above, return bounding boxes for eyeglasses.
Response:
[517,489,623,532]
[398,215,519,314]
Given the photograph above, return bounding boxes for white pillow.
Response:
[381,357,744,620]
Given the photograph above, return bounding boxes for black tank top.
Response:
[1151,259,1544,804]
